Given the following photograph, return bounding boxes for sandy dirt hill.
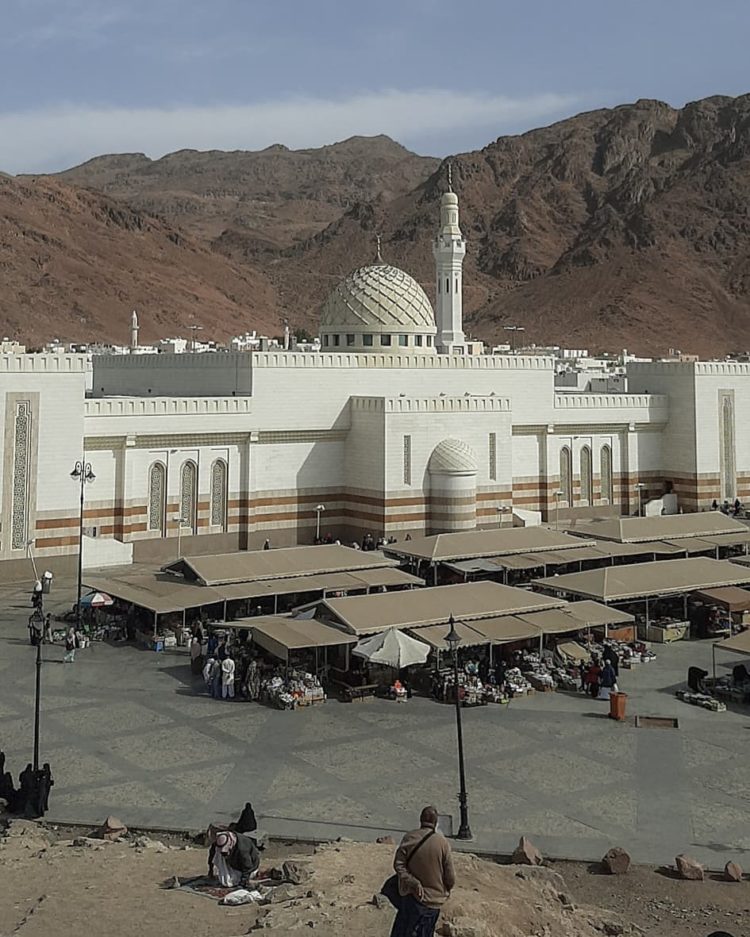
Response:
[1,821,748,937]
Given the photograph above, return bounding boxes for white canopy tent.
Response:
[352,629,431,669]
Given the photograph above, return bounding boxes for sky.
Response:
[1,0,748,174]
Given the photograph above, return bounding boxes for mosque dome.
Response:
[428,438,478,475]
[319,249,437,354]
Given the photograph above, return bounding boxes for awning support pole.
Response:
[274,594,278,614]
[223,600,227,622]
[683,594,688,620]
[489,642,493,668]
[712,643,717,682]
[433,563,438,586]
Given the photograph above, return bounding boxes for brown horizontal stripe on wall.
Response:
[35,517,79,530]
[35,535,79,548]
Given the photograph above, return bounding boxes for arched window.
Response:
[600,445,613,505]
[180,460,198,533]
[580,446,593,505]
[559,446,572,506]
[147,462,166,534]
[210,459,228,530]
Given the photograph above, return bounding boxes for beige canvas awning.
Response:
[567,512,747,544]
[84,568,225,615]
[218,567,422,601]
[410,621,489,650]
[519,608,586,635]
[247,615,356,662]
[468,615,543,644]
[533,558,750,602]
[384,527,595,563]
[692,587,750,612]
[163,544,399,586]
[662,538,720,554]
[703,532,750,548]
[489,554,547,571]
[715,629,750,656]
[321,580,564,635]
[562,601,636,627]
[589,541,660,558]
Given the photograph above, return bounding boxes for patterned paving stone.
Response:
[50,701,174,736]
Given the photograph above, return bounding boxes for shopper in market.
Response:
[599,660,618,700]
[221,655,236,700]
[584,658,602,699]
[602,644,619,676]
[389,805,455,937]
[63,626,77,663]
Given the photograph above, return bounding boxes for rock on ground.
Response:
[511,836,544,866]
[602,847,631,875]
[675,854,704,881]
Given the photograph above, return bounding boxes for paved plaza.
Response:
[1,578,749,867]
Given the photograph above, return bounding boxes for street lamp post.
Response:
[33,641,42,771]
[174,516,189,559]
[315,504,326,541]
[553,489,564,530]
[635,482,646,517]
[445,614,472,840]
[70,458,96,632]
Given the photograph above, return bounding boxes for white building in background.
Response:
[0,177,748,577]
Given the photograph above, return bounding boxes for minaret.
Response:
[432,163,466,354]
[130,309,139,350]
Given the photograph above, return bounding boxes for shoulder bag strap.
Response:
[406,829,435,869]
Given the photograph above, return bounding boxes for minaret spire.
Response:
[432,165,466,354]
[130,309,139,350]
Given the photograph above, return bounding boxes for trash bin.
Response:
[609,691,628,721]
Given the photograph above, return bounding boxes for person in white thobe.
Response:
[221,656,236,699]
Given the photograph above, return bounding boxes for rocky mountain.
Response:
[0,175,281,346]
[9,97,750,354]
[269,94,750,356]
[52,135,439,248]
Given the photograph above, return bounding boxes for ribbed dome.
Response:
[428,438,478,475]
[320,263,436,336]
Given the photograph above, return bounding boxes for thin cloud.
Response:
[0,89,581,173]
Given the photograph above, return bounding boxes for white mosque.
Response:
[0,176,748,577]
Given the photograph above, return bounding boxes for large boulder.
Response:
[512,836,543,866]
[601,847,631,875]
[724,860,743,882]
[96,816,127,841]
[675,853,704,881]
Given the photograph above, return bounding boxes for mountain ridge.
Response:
[6,95,750,354]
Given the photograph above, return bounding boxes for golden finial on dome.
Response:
[375,234,384,264]
[447,162,453,193]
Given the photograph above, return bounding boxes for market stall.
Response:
[711,628,750,694]
[691,586,750,639]
[533,557,750,644]
[246,615,356,708]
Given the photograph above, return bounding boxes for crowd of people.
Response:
[580,644,620,700]
[0,752,53,818]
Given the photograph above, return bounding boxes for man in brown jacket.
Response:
[390,805,455,937]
